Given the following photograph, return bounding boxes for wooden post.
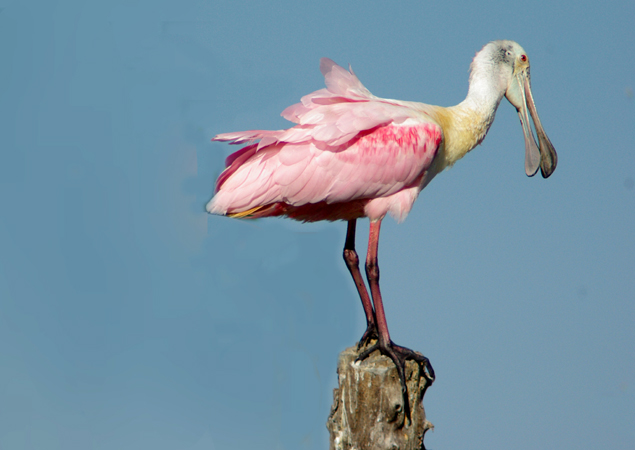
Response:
[327,346,434,450]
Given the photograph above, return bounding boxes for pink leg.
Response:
[358,219,435,423]
[343,220,377,347]
[364,219,391,346]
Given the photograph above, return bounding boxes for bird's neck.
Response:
[430,66,507,170]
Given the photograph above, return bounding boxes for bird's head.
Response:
[495,41,558,178]
[473,41,558,178]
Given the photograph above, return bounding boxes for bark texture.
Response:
[327,346,434,450]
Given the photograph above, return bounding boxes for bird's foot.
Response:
[356,322,378,350]
[356,340,435,423]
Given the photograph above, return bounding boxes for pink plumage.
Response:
[207,58,442,223]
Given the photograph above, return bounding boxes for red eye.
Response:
[520,54,527,62]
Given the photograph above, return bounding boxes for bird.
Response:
[207,40,557,421]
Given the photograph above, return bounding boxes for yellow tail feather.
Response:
[227,206,264,219]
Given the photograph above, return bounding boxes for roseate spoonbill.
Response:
[207,40,557,420]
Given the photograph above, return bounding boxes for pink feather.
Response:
[207,58,443,222]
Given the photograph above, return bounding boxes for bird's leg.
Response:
[343,219,377,348]
[357,219,435,423]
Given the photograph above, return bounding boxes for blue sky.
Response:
[0,1,633,449]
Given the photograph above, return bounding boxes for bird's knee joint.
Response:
[365,261,380,281]
[343,248,359,266]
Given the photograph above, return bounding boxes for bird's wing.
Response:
[210,59,442,217]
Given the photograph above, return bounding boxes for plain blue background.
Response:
[1,1,633,449]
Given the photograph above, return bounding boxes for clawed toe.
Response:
[356,339,434,423]
[392,343,435,382]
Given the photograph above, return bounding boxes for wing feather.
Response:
[208,58,443,221]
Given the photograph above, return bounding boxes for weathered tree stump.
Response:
[327,346,434,450]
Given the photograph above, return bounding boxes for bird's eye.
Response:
[520,54,527,62]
